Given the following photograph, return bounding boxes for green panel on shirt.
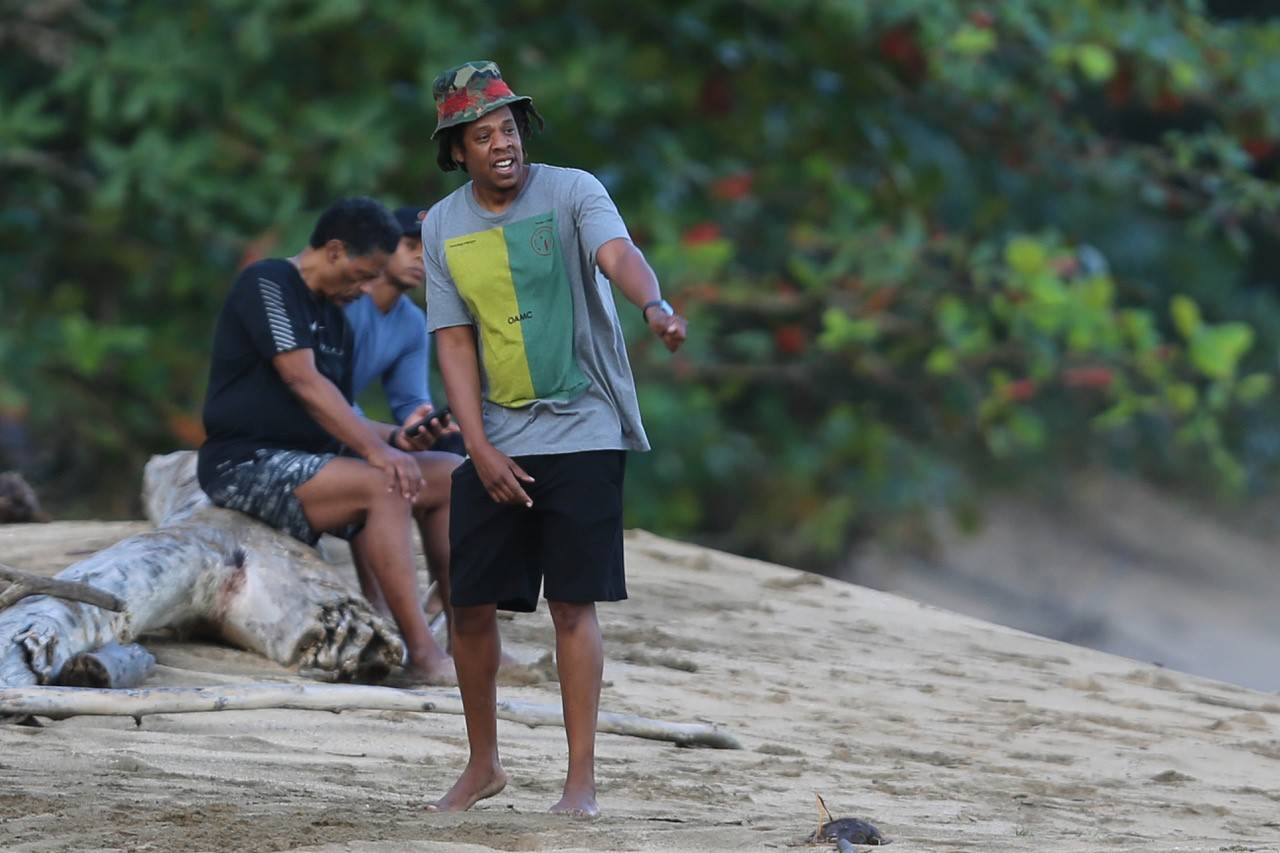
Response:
[444,211,589,407]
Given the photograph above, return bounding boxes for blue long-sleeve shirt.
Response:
[344,293,432,423]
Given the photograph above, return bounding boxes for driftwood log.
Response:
[0,564,125,612]
[57,642,156,688]
[0,451,403,687]
[0,451,744,750]
[0,683,742,749]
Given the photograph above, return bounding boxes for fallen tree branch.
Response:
[0,563,125,612]
[0,452,404,687]
[0,683,742,749]
[57,642,155,688]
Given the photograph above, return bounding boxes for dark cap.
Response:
[392,206,427,237]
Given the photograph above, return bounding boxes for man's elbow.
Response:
[598,238,644,278]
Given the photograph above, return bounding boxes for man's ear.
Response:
[325,238,346,263]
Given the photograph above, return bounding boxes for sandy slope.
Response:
[1,523,1279,852]
[853,473,1280,692]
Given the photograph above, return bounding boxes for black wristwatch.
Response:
[642,298,674,322]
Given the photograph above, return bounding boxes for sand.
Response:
[2,522,1279,852]
[853,472,1280,692]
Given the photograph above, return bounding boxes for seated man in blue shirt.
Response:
[345,205,462,628]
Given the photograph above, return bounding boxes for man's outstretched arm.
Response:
[595,237,687,352]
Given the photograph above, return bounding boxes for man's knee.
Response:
[299,465,414,539]
[548,600,596,633]
[452,604,496,636]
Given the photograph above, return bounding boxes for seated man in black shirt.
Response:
[198,197,456,686]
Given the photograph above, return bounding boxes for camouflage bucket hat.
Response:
[431,61,532,139]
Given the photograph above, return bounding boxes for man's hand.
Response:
[395,403,458,452]
[367,445,423,500]
[647,306,688,352]
[470,441,535,507]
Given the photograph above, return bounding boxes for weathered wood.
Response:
[0,451,403,687]
[0,683,743,749]
[0,452,744,751]
[0,563,125,612]
[57,642,156,688]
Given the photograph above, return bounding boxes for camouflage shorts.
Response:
[203,448,361,546]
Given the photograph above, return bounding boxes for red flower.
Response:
[239,228,278,269]
[1242,138,1277,162]
[1153,88,1184,114]
[1050,255,1080,276]
[1106,69,1133,107]
[710,171,754,201]
[168,411,206,448]
[682,222,722,245]
[1004,379,1037,402]
[1062,366,1114,390]
[968,9,994,28]
[862,286,898,314]
[774,325,808,355]
[877,24,927,84]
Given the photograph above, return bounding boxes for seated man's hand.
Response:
[397,403,457,452]
[367,445,423,500]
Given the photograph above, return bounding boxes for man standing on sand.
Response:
[198,197,457,686]
[421,61,687,817]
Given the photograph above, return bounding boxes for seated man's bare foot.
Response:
[385,655,456,688]
[426,763,508,812]
[549,785,598,818]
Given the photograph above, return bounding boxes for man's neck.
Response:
[368,276,404,314]
[471,164,530,213]
[292,249,326,297]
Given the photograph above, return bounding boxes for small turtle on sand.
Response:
[807,794,889,850]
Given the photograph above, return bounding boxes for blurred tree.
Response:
[1,0,1278,567]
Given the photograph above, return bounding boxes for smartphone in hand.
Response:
[405,406,451,437]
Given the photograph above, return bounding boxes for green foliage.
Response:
[3,1,1280,562]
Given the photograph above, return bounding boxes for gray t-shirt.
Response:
[423,163,649,456]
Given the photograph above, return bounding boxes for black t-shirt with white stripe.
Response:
[197,258,353,489]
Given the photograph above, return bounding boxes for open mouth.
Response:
[492,157,516,176]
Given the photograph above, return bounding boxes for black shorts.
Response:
[449,450,627,612]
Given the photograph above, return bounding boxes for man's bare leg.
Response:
[427,603,508,811]
[350,548,392,619]
[412,451,460,649]
[294,457,454,684]
[547,600,602,817]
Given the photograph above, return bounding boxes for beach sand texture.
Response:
[1,522,1278,852]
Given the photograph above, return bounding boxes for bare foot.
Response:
[549,785,598,818]
[426,763,508,812]
[385,656,456,688]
